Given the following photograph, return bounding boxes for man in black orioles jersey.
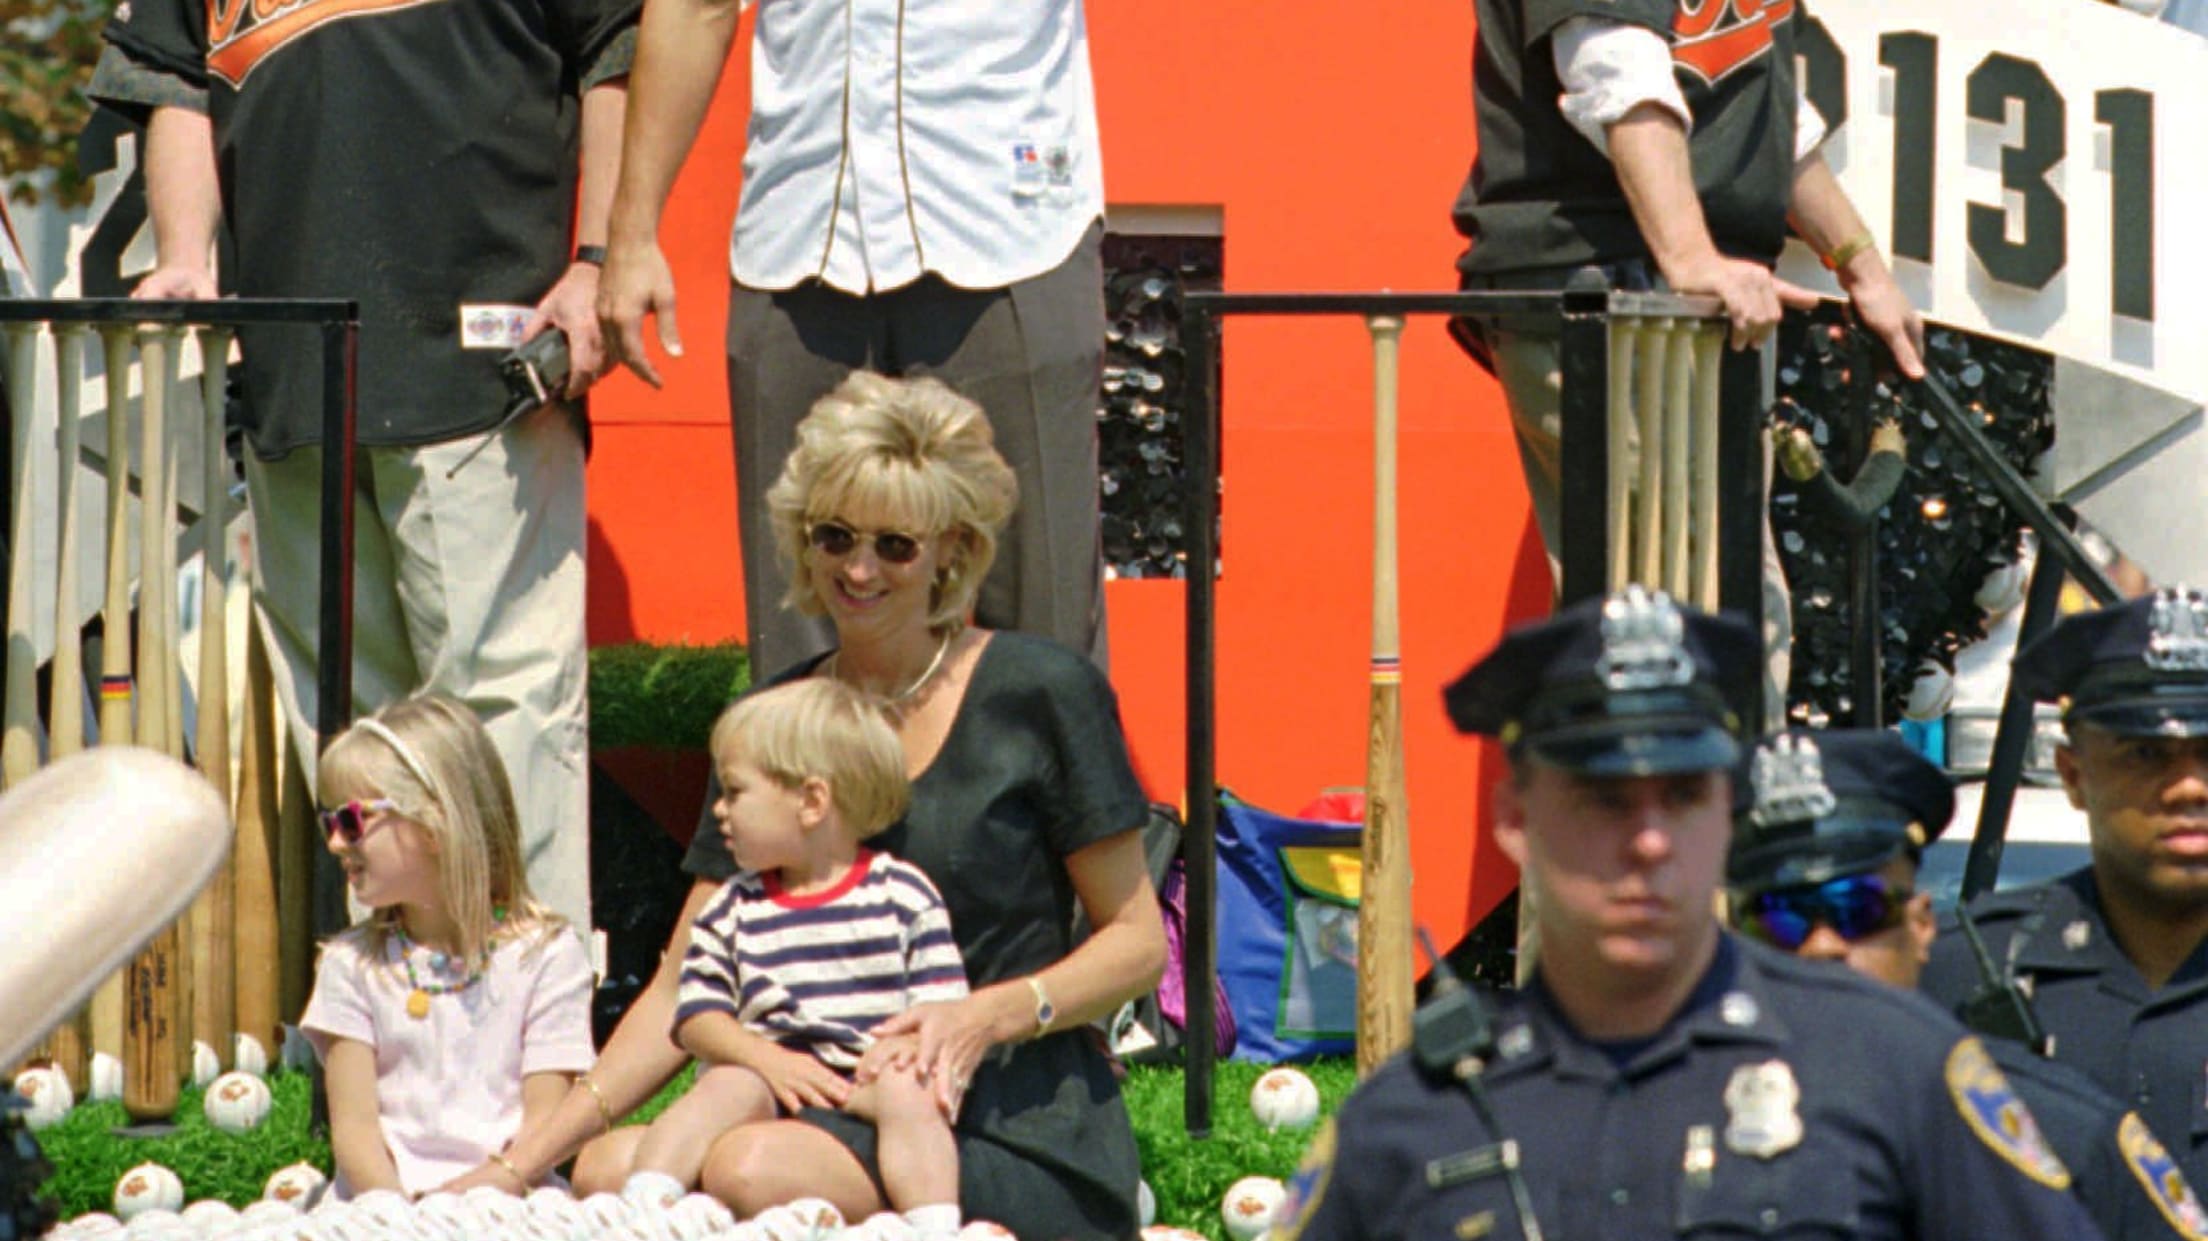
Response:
[87,0,635,938]
[1450,0,1924,721]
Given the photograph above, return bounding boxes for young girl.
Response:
[300,692,596,1199]
[618,679,969,1237]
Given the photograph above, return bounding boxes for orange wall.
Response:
[584,1,1539,950]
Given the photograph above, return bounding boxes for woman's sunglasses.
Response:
[319,797,399,845]
[807,521,926,566]
[1738,873,1912,950]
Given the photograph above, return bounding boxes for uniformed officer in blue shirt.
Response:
[1274,587,2103,1241]
[1733,727,2208,1241]
[1922,586,2208,1192]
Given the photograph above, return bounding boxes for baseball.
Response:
[118,1208,186,1239]
[1248,1066,1321,1131]
[851,1212,918,1241]
[579,1192,635,1233]
[204,1070,274,1133]
[180,1199,239,1229]
[112,1164,185,1220]
[1140,1229,1210,1241]
[462,1185,530,1228]
[752,1197,846,1241]
[1138,1178,1157,1228]
[88,1052,124,1102]
[234,1032,271,1078]
[1221,1175,1286,1241]
[665,1193,734,1241]
[263,1162,329,1208]
[189,1041,221,1088]
[14,1064,74,1130]
[955,1222,1018,1240]
[58,1212,123,1239]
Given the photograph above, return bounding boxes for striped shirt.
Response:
[676,849,968,1070]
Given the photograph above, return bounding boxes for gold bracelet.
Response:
[580,1075,614,1135]
[488,1152,527,1189]
[1822,231,1877,272]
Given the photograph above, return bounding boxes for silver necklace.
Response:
[829,630,955,706]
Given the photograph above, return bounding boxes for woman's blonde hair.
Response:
[767,372,1018,632]
[709,678,910,840]
[317,692,557,960]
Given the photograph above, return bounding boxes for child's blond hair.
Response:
[318,692,558,960]
[709,678,910,840]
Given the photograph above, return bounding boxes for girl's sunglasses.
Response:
[1738,873,1912,950]
[319,798,399,845]
[808,521,925,565]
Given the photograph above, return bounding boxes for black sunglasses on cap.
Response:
[808,521,927,565]
[1738,873,1913,950]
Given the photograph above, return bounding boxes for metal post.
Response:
[1557,270,1612,607]
[1180,304,1219,1138]
[1961,543,2067,902]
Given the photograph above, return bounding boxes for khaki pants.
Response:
[246,406,591,929]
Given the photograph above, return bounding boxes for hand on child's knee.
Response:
[843,1060,954,1125]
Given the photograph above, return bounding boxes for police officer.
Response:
[1732,728,2208,1241]
[1274,587,2101,1241]
[1922,586,2208,1190]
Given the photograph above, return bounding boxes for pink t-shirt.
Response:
[300,921,596,1196]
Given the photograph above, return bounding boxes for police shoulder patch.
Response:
[2120,1111,2208,1241]
[1272,1116,1338,1241]
[1945,1037,2072,1191]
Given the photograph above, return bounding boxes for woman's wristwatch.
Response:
[1026,976,1056,1038]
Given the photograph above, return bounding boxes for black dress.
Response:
[684,632,1150,1240]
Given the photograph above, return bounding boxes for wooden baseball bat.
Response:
[2,324,40,790]
[232,606,281,1073]
[1356,314,1413,1078]
[124,327,183,1121]
[190,329,235,1076]
[90,326,136,1075]
[44,326,93,1093]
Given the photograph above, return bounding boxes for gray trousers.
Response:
[726,224,1108,679]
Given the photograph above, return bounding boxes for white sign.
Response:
[1778,0,2198,406]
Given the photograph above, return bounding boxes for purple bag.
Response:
[1155,858,1238,1057]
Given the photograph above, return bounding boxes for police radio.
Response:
[1413,929,1496,1077]
[1415,931,1546,1241]
[1954,907,2051,1057]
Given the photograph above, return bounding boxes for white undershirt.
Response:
[1553,16,1827,163]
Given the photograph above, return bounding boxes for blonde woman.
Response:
[490,373,1166,1240]
[302,693,596,1198]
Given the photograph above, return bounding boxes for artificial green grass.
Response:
[587,643,750,750]
[36,1059,1352,1237]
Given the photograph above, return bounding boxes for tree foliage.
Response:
[2,0,106,206]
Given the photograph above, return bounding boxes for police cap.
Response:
[1443,586,1756,777]
[2012,586,2208,737]
[1726,729,1956,894]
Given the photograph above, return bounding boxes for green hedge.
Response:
[37,1060,1353,1239]
[587,644,750,750]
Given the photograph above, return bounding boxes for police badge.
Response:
[1747,735,1839,827]
[2146,588,2208,673]
[1596,587,1694,691]
[1721,1060,1803,1159]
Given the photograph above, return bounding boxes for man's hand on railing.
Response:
[131,266,216,301]
[1836,261,1925,382]
[1664,251,1820,352]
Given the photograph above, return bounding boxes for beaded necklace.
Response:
[392,909,504,1020]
